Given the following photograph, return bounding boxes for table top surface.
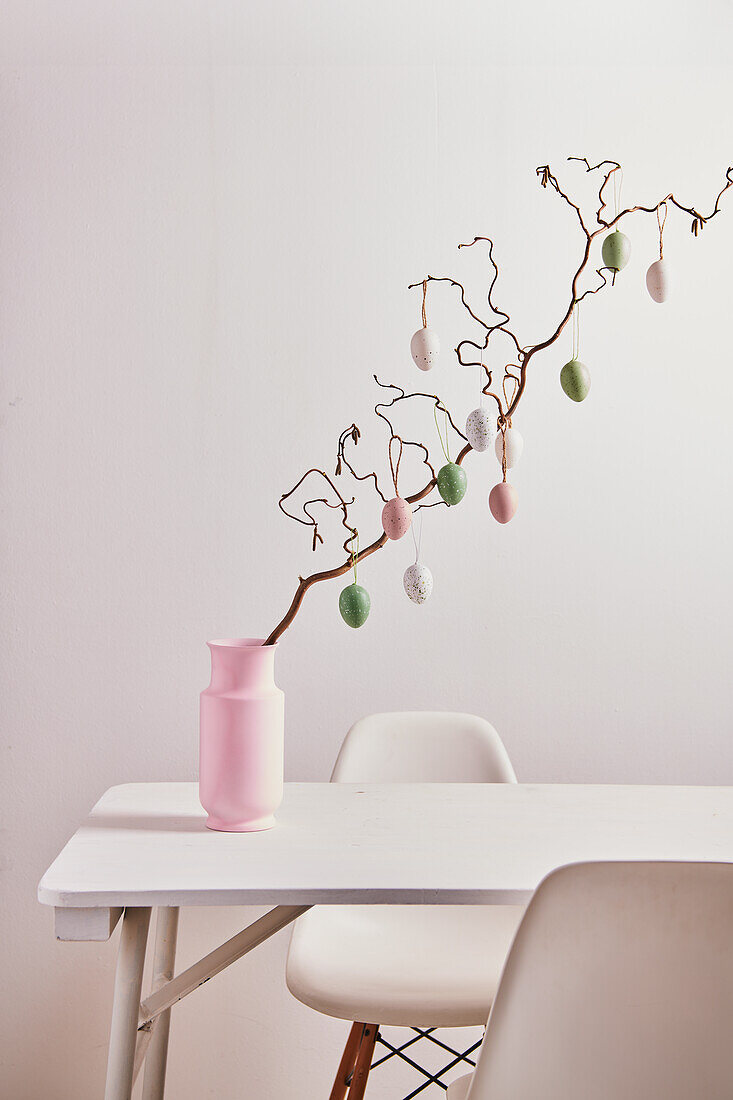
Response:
[38,781,733,909]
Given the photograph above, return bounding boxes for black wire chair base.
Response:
[369,1026,482,1099]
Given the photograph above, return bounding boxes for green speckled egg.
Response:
[339,583,371,628]
[560,359,591,402]
[601,230,631,272]
[437,462,467,506]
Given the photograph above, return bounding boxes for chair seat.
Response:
[446,1072,473,1099]
[286,904,524,1028]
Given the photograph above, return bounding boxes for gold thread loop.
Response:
[349,530,359,583]
[388,436,403,496]
[657,200,668,259]
[612,166,623,220]
[502,373,519,425]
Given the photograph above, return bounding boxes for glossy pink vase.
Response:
[199,638,284,831]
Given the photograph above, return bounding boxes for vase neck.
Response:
[207,639,277,692]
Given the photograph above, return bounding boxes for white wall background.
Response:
[2,2,733,1097]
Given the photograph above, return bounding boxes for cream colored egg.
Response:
[410,327,440,371]
[403,561,433,604]
[465,407,496,452]
[646,258,670,303]
[495,427,524,468]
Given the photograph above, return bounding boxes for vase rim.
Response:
[207,637,278,650]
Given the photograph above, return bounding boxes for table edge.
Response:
[38,885,534,908]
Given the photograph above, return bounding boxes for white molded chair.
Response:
[286,712,525,1098]
[447,861,733,1100]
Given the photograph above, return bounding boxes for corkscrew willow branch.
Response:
[263,157,732,645]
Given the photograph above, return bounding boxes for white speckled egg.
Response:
[495,427,524,468]
[410,327,440,371]
[403,561,433,604]
[646,258,670,303]
[465,407,496,452]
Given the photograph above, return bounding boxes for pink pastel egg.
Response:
[488,482,518,524]
[646,258,670,303]
[382,496,413,540]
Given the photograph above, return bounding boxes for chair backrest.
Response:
[465,861,733,1100]
[330,712,516,784]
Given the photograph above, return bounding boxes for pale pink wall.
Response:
[2,4,733,1097]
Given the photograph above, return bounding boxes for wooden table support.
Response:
[104,907,151,1100]
[142,907,180,1100]
[103,902,310,1100]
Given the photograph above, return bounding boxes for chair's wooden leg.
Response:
[329,1022,364,1100]
[345,1024,378,1100]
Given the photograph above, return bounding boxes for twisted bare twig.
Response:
[278,469,356,553]
[567,156,621,227]
[335,424,387,503]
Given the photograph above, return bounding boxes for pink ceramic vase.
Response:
[199,638,284,831]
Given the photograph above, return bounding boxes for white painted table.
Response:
[38,782,733,1099]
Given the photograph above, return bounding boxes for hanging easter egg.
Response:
[494,427,523,468]
[560,359,591,403]
[403,561,433,605]
[437,462,467,506]
[488,482,518,524]
[381,496,412,540]
[339,583,371,628]
[602,231,631,272]
[646,258,670,303]
[410,327,440,371]
[465,407,496,453]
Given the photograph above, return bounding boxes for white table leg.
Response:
[104,907,152,1100]
[142,907,179,1100]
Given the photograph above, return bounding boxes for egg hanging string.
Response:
[499,374,519,484]
[499,424,508,483]
[657,200,668,259]
[571,300,580,361]
[502,373,519,428]
[411,510,424,564]
[388,435,403,496]
[613,166,623,220]
[433,402,451,464]
[421,280,428,328]
[479,344,485,409]
[349,530,359,584]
